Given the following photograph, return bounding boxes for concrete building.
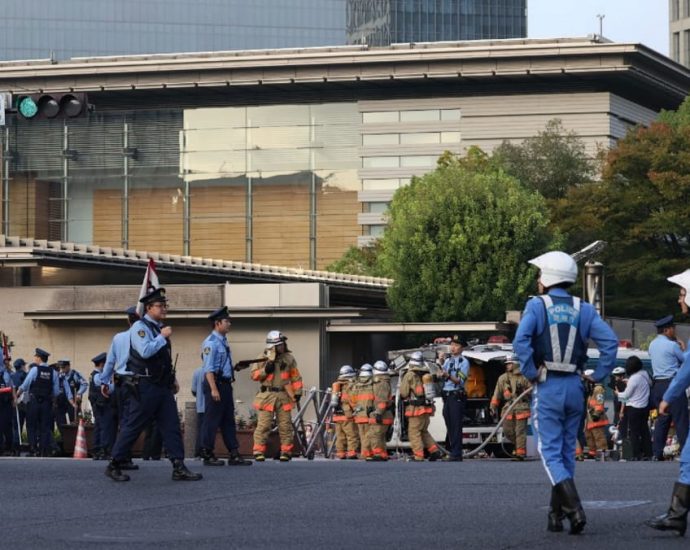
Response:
[1,37,688,267]
[670,0,690,67]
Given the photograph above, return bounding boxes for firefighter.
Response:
[490,354,531,460]
[583,368,609,460]
[368,360,393,461]
[352,364,374,460]
[250,330,303,462]
[331,365,359,459]
[399,351,441,462]
[513,251,617,535]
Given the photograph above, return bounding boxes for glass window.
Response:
[364,225,386,237]
[400,132,440,144]
[365,202,390,213]
[674,32,681,62]
[362,111,399,123]
[400,109,440,122]
[672,0,680,20]
[362,133,399,146]
[362,156,399,168]
[400,155,436,167]
[441,131,461,143]
[440,109,462,121]
[362,179,401,190]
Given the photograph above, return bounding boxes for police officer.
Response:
[100,305,140,470]
[191,365,205,458]
[17,349,71,457]
[89,352,115,460]
[583,369,608,460]
[250,330,303,462]
[331,365,359,459]
[56,359,87,426]
[0,357,16,454]
[352,363,374,460]
[440,336,469,461]
[368,360,393,461]
[105,287,202,482]
[646,269,690,535]
[399,351,442,462]
[490,355,531,460]
[11,358,27,450]
[648,315,688,461]
[199,306,251,466]
[513,251,617,535]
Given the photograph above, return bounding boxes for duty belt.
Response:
[216,376,233,384]
[260,386,284,393]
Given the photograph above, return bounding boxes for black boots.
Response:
[553,479,587,534]
[647,482,690,537]
[105,460,130,482]
[200,448,224,466]
[172,459,203,481]
[547,486,564,532]
[227,450,252,466]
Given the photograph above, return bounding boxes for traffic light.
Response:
[15,92,89,120]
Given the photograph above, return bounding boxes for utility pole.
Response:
[596,14,605,37]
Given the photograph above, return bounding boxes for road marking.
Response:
[582,500,651,510]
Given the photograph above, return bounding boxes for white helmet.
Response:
[373,360,389,374]
[504,354,518,365]
[612,367,625,376]
[338,365,355,378]
[528,251,578,288]
[408,351,423,367]
[359,363,373,378]
[266,330,285,347]
[584,369,595,377]
[668,269,690,307]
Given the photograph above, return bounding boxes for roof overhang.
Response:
[327,321,514,333]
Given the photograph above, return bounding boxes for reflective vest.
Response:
[128,318,174,386]
[532,294,587,373]
[89,370,106,407]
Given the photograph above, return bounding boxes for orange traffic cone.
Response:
[73,417,88,459]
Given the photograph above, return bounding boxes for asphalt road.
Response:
[1,456,687,549]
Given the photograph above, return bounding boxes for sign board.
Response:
[0,92,11,126]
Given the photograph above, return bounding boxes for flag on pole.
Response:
[1,332,10,363]
[136,259,160,318]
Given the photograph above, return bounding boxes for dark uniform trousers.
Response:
[111,380,184,462]
[652,378,689,459]
[0,399,14,451]
[442,390,465,458]
[201,379,239,451]
[27,397,53,453]
[91,401,116,455]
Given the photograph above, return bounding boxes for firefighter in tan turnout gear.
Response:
[490,354,531,460]
[367,360,394,461]
[250,331,303,462]
[583,369,609,460]
[399,351,441,461]
[331,365,359,459]
[352,364,374,459]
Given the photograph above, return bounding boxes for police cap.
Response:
[139,287,167,305]
[34,348,50,362]
[125,305,138,316]
[57,358,71,367]
[450,335,468,347]
[91,352,107,365]
[208,306,231,322]
[654,315,675,329]
[13,358,26,369]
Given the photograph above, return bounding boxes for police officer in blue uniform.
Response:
[105,288,201,482]
[0,358,16,454]
[648,315,688,461]
[56,359,87,427]
[17,348,72,457]
[440,335,469,461]
[89,352,115,460]
[11,358,27,450]
[199,306,251,466]
[100,305,140,470]
[513,251,618,535]
[191,365,205,458]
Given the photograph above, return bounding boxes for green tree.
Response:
[326,242,384,277]
[379,161,558,322]
[492,119,595,199]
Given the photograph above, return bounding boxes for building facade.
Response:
[670,0,690,67]
[1,38,687,269]
[347,0,526,45]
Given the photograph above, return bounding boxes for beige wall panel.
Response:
[461,113,611,140]
[189,185,246,260]
[92,188,123,247]
[316,186,360,269]
[252,184,310,267]
[128,187,184,255]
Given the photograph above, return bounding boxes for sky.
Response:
[528,0,669,56]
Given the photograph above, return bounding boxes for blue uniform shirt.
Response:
[64,370,88,396]
[101,330,134,385]
[663,351,690,404]
[93,371,114,394]
[441,354,469,391]
[648,334,685,380]
[20,365,71,398]
[191,366,206,413]
[11,370,27,388]
[513,288,618,382]
[201,331,233,379]
[0,367,14,388]
[130,315,168,359]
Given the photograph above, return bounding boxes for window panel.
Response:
[362,156,399,168]
[362,111,399,123]
[400,109,440,122]
[363,133,400,145]
[400,132,440,144]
